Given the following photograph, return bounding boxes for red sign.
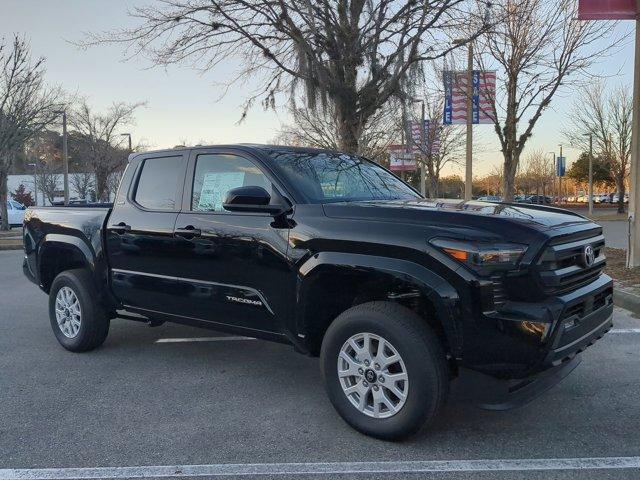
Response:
[578,0,637,20]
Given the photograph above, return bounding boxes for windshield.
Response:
[266,150,420,203]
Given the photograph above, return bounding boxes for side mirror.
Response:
[223,186,287,216]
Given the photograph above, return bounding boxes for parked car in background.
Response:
[514,195,528,203]
[477,195,502,202]
[612,193,629,204]
[567,195,576,203]
[526,195,552,205]
[1,200,27,228]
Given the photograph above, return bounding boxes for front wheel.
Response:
[320,301,449,440]
[49,269,110,352]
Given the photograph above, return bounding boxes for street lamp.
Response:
[558,144,563,204]
[53,110,69,205]
[452,38,474,201]
[584,133,594,216]
[548,152,556,204]
[409,99,426,196]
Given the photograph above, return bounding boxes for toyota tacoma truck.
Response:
[22,145,613,439]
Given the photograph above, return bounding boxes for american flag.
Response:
[407,120,441,155]
[443,71,496,125]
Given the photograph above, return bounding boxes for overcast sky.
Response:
[1,0,636,177]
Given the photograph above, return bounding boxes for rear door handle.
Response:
[175,225,201,238]
[110,222,131,234]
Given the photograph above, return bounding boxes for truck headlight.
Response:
[430,238,526,274]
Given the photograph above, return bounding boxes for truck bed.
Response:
[22,206,112,292]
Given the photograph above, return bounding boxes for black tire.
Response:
[48,269,110,352]
[320,301,448,440]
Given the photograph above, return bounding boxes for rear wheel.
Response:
[49,269,110,352]
[320,301,448,440]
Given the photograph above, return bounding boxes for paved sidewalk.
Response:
[0,230,22,250]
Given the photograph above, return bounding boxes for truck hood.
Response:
[322,199,599,241]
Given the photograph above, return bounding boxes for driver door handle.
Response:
[110,222,131,234]
[175,225,201,238]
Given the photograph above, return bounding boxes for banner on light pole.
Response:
[556,156,566,177]
[388,145,416,172]
[406,120,441,155]
[443,70,496,125]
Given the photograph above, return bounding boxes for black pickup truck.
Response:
[23,145,613,439]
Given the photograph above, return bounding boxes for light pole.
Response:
[584,133,594,216]
[120,133,132,152]
[54,110,69,205]
[400,103,408,181]
[409,99,426,196]
[548,152,556,204]
[558,145,564,205]
[452,38,474,201]
[27,162,38,206]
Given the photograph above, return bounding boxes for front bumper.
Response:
[466,274,613,378]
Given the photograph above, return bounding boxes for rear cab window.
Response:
[134,155,185,211]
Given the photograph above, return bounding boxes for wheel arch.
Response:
[38,234,97,294]
[295,252,463,358]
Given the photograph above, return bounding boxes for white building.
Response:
[7,173,114,206]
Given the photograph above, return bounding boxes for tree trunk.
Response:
[428,176,438,199]
[0,168,9,231]
[336,117,360,154]
[334,92,363,154]
[502,152,519,202]
[95,168,109,202]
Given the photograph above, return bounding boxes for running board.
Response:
[115,310,165,327]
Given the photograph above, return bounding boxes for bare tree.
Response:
[70,171,94,201]
[564,82,632,213]
[36,160,61,205]
[475,165,503,196]
[105,170,123,202]
[474,0,624,201]
[69,98,143,201]
[0,35,62,229]
[410,98,465,197]
[274,101,400,163]
[519,149,554,197]
[84,0,489,154]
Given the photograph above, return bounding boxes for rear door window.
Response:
[134,156,185,211]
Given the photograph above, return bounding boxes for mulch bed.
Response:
[605,248,640,293]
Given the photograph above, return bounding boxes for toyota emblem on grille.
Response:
[582,245,595,267]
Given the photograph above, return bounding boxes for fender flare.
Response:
[298,251,463,356]
[37,234,97,289]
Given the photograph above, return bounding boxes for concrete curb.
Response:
[613,287,640,317]
[0,242,22,251]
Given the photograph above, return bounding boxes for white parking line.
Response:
[610,328,640,333]
[155,336,256,343]
[1,457,639,479]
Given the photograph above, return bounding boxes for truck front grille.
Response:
[491,275,508,309]
[537,231,605,296]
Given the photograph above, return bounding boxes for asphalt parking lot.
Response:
[1,249,640,479]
